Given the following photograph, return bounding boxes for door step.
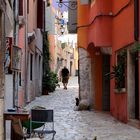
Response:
[128,119,140,129]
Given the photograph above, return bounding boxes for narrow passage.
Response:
[26,77,140,140]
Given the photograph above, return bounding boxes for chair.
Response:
[30,109,56,140]
[11,116,40,140]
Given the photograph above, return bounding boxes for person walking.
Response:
[61,66,69,90]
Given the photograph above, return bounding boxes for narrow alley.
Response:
[26,77,140,140]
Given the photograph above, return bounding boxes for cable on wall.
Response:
[77,0,132,29]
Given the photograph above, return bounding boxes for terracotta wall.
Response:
[77,1,89,49]
[48,34,55,71]
[18,27,25,106]
[112,0,134,51]
[78,0,137,121]
[111,0,134,123]
[88,0,112,46]
[28,0,37,32]
[87,46,102,110]
[78,1,112,48]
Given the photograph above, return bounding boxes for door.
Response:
[102,55,110,111]
[135,52,139,119]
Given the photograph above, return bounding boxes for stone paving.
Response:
[26,77,140,140]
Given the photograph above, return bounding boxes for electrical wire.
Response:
[77,0,132,29]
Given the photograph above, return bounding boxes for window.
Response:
[19,0,23,16]
[27,0,29,14]
[115,50,127,89]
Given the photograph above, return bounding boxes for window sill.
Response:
[114,88,126,93]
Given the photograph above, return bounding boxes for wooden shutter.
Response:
[19,0,23,16]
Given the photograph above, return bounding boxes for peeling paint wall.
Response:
[79,48,91,108]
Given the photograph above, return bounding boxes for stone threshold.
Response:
[128,119,140,129]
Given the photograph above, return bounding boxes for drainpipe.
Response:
[24,0,28,104]
[134,0,139,41]
[134,0,140,120]
[13,0,19,107]
[14,0,19,45]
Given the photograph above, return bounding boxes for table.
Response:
[4,111,30,140]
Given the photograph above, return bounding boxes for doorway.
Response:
[102,55,110,111]
[128,51,139,120]
[135,52,139,119]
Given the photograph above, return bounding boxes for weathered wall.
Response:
[0,8,5,140]
[78,48,91,109]
[110,0,135,123]
[78,0,138,123]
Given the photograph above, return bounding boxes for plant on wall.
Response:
[106,49,127,91]
[131,42,140,53]
[42,32,58,94]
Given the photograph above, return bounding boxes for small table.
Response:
[4,111,30,140]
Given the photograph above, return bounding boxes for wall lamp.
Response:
[57,0,77,10]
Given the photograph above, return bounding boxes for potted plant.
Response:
[109,64,125,92]
[106,50,127,92]
[42,72,59,94]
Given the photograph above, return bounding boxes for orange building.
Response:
[77,0,140,125]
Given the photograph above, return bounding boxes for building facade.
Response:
[45,2,78,76]
[77,0,140,125]
[0,0,14,138]
[14,0,44,105]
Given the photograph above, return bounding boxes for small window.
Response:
[115,51,127,89]
[27,0,29,14]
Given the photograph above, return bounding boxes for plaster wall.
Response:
[28,0,37,32]
[112,0,134,50]
[18,27,26,106]
[110,0,135,123]
[48,34,55,71]
[78,48,91,107]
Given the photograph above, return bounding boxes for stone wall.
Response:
[78,48,91,110]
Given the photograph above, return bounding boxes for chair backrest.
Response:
[31,109,54,123]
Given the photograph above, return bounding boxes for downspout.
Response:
[24,0,28,104]
[14,0,19,45]
[134,0,140,120]
[13,0,19,107]
[134,0,139,41]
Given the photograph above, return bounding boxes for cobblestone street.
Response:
[26,77,140,140]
